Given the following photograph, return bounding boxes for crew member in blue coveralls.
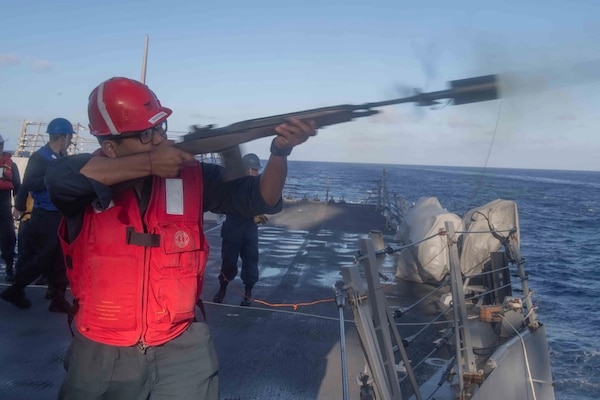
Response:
[213,153,269,306]
[44,76,316,399]
[0,118,73,313]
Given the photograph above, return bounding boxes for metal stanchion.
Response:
[334,281,350,400]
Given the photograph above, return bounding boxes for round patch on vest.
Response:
[174,230,190,248]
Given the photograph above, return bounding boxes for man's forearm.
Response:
[80,153,152,186]
[259,155,288,206]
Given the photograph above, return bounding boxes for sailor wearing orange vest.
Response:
[45,77,317,399]
[0,134,20,282]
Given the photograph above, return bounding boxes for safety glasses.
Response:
[123,120,168,144]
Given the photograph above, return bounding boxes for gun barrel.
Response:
[359,74,499,110]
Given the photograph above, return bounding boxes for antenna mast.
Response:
[141,34,149,84]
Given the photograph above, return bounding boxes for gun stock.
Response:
[175,74,498,155]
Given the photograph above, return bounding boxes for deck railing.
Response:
[340,221,544,399]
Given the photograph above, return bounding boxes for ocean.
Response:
[284,160,600,400]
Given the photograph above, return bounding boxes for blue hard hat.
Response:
[242,153,261,170]
[46,118,75,135]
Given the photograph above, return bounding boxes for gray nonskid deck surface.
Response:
[0,284,72,399]
[203,201,393,400]
[0,201,439,400]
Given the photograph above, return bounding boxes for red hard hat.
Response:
[88,77,172,136]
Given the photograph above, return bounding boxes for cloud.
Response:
[0,54,20,66]
[0,54,54,73]
[31,59,54,73]
[0,54,54,72]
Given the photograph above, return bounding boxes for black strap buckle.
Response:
[126,227,160,247]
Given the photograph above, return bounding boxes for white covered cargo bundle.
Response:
[459,199,520,275]
[394,197,462,283]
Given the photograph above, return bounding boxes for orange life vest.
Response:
[59,162,209,346]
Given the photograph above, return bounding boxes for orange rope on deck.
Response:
[252,298,334,311]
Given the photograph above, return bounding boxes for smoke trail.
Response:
[499,59,600,98]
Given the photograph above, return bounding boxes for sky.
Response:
[1,0,600,171]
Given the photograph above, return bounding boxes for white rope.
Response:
[500,314,538,400]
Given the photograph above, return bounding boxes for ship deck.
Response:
[0,200,444,400]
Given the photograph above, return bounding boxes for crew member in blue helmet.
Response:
[213,153,269,306]
[0,117,74,312]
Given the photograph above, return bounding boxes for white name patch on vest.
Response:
[165,179,184,215]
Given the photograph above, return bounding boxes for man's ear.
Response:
[100,140,118,159]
